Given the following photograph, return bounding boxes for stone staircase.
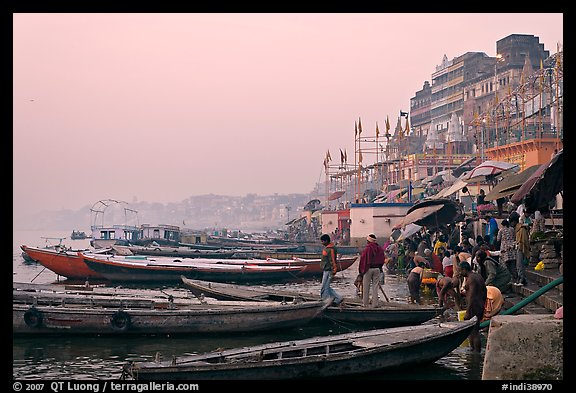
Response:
[504,269,563,315]
[503,235,563,315]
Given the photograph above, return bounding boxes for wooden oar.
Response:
[378,283,390,302]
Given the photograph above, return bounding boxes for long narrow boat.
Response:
[180,277,441,327]
[261,256,357,276]
[109,251,357,277]
[13,283,330,335]
[123,317,476,380]
[114,245,237,259]
[20,245,109,280]
[79,252,307,283]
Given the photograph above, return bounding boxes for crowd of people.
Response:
[318,204,548,353]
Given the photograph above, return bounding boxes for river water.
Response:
[13,230,486,381]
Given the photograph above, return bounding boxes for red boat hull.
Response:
[20,245,105,280]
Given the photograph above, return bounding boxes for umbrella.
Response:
[430,179,468,199]
[383,184,400,192]
[397,198,463,229]
[400,187,426,199]
[460,160,519,183]
[396,223,422,241]
[511,149,563,213]
[484,165,540,201]
[386,188,404,201]
[429,175,445,186]
[328,190,345,201]
[304,199,321,211]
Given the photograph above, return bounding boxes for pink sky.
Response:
[13,13,563,219]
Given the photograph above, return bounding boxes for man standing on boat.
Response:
[320,234,344,307]
[358,233,385,307]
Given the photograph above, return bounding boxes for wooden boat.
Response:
[115,245,237,259]
[180,277,441,327]
[122,317,477,380]
[261,256,357,276]
[20,245,109,280]
[13,282,330,335]
[79,252,307,283]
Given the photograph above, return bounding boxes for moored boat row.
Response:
[20,244,357,283]
[13,282,330,335]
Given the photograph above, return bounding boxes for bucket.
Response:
[457,310,466,321]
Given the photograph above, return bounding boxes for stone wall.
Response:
[482,314,563,380]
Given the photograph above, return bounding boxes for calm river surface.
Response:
[13,230,486,381]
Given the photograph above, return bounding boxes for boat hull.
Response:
[181,277,441,326]
[80,254,306,283]
[20,245,105,280]
[323,304,440,326]
[126,318,476,380]
[13,300,327,335]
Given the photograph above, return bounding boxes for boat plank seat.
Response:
[13,291,157,309]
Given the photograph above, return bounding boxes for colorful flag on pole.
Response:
[404,117,410,136]
[344,149,347,163]
[358,117,363,135]
[376,122,380,138]
[385,116,390,133]
[358,150,363,163]
[354,121,358,137]
[340,149,345,164]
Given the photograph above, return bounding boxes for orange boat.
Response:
[20,245,107,280]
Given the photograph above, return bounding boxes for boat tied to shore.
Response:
[122,317,476,380]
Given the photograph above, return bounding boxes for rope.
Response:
[30,266,47,283]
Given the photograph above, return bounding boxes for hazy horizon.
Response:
[13,13,563,221]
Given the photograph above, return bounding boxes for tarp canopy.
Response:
[511,149,563,213]
[396,198,463,229]
[328,190,346,201]
[386,188,404,201]
[460,160,519,183]
[485,165,541,201]
[430,179,468,199]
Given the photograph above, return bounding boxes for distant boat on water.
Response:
[70,230,88,240]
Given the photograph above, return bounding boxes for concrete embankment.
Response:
[482,314,563,380]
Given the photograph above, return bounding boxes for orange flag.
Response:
[358,150,363,163]
[404,117,410,136]
[358,117,363,135]
[376,122,380,138]
[354,121,358,137]
[385,116,390,134]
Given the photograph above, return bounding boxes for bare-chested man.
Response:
[456,261,487,353]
